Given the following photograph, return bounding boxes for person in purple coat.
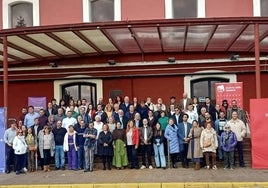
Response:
[220,124,237,170]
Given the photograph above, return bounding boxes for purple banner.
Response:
[0,107,5,173]
[28,97,47,112]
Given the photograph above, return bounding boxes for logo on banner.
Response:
[216,85,225,92]
[28,97,47,112]
[215,82,243,108]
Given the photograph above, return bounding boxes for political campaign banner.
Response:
[0,107,6,173]
[28,97,47,112]
[250,98,268,169]
[215,82,243,108]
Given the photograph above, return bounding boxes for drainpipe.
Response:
[254,23,261,99]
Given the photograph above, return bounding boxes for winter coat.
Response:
[13,136,28,155]
[187,127,203,159]
[38,131,55,158]
[220,131,237,152]
[200,127,218,153]
[164,124,180,154]
[98,131,113,156]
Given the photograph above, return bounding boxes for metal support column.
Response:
[3,36,8,127]
[254,23,261,99]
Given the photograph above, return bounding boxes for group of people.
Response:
[4,93,248,175]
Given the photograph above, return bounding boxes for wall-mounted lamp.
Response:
[49,62,58,67]
[230,54,240,61]
[108,59,116,65]
[168,57,176,63]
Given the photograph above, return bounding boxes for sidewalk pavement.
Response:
[0,166,268,185]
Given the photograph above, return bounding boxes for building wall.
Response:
[0,81,54,120]
[40,0,83,25]
[206,0,253,17]
[121,0,165,20]
[103,76,184,105]
[2,72,268,119]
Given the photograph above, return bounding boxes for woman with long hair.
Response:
[126,120,140,169]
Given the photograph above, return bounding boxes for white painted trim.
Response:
[197,0,206,18]
[82,0,90,22]
[114,0,121,21]
[165,0,173,19]
[2,0,39,29]
[253,0,261,16]
[53,78,103,105]
[184,72,237,97]
[83,0,121,22]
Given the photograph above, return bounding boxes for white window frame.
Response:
[2,0,39,29]
[83,0,121,22]
[54,77,103,105]
[165,0,205,19]
[253,0,261,16]
[184,71,237,96]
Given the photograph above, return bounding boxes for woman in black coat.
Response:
[98,124,113,170]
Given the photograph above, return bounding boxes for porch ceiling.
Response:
[1,17,268,64]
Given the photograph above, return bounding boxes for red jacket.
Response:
[126,128,140,146]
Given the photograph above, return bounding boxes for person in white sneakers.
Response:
[139,118,153,170]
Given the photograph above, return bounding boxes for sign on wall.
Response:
[28,97,47,112]
[0,107,6,173]
[250,98,268,169]
[215,82,243,108]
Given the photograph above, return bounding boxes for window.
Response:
[90,0,114,22]
[83,0,121,22]
[191,78,229,104]
[165,0,205,18]
[173,0,197,18]
[62,82,97,107]
[10,2,33,28]
[2,0,40,29]
[261,0,268,16]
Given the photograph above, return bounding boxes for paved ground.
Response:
[1,166,268,185]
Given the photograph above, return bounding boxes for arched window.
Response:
[2,0,40,29]
[10,2,33,28]
[62,82,97,107]
[191,78,229,104]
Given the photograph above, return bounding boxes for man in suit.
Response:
[114,109,128,129]
[139,118,153,170]
[171,106,183,126]
[179,92,193,112]
[177,113,192,168]
[205,97,216,122]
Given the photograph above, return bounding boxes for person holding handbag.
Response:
[200,122,218,170]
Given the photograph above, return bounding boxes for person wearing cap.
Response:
[220,124,237,170]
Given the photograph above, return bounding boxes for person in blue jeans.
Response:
[153,123,166,169]
[52,120,67,170]
[75,119,87,170]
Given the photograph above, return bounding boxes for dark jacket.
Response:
[52,127,67,146]
[98,131,113,156]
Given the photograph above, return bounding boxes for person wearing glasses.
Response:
[13,129,28,175]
